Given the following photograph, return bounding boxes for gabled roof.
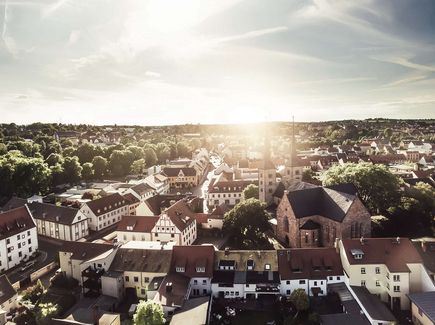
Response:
[117,215,159,233]
[154,273,190,307]
[144,194,186,215]
[342,238,422,273]
[286,184,358,222]
[214,250,278,272]
[109,248,172,273]
[0,206,36,241]
[0,275,17,305]
[163,167,197,177]
[170,245,215,278]
[350,286,396,322]
[277,248,343,280]
[164,199,196,232]
[60,241,114,261]
[27,202,80,225]
[85,193,128,216]
[407,292,435,323]
[130,183,154,196]
[123,193,140,204]
[1,196,27,211]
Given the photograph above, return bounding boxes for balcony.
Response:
[255,284,280,293]
[82,266,104,279]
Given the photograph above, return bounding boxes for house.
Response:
[151,199,197,245]
[211,249,280,299]
[0,206,38,272]
[170,245,215,297]
[102,247,172,300]
[124,183,154,202]
[143,173,170,194]
[154,245,215,316]
[276,184,371,248]
[277,248,344,297]
[136,194,185,216]
[163,167,199,189]
[116,215,159,243]
[122,193,140,215]
[192,212,223,230]
[59,242,117,296]
[28,202,89,241]
[0,275,18,314]
[369,154,407,165]
[206,173,257,210]
[408,291,435,325]
[339,237,435,311]
[81,193,129,231]
[412,238,435,287]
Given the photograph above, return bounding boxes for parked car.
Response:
[20,261,35,272]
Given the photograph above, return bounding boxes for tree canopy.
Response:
[322,163,401,214]
[242,184,259,200]
[223,198,272,249]
[133,301,165,325]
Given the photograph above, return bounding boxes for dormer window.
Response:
[196,266,205,273]
[265,264,271,271]
[97,209,101,213]
[176,267,185,273]
[247,259,254,271]
[351,249,364,260]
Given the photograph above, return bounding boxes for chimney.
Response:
[92,305,99,325]
[421,240,427,252]
[394,237,400,244]
[224,247,230,256]
[360,236,365,245]
[334,238,340,253]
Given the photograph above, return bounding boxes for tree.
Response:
[176,142,190,158]
[62,156,82,184]
[45,153,64,167]
[36,302,58,325]
[144,148,157,167]
[223,198,272,249]
[76,143,102,163]
[82,162,94,182]
[133,300,165,325]
[131,159,146,174]
[127,145,145,161]
[383,128,393,139]
[109,150,135,176]
[322,163,401,214]
[302,169,321,185]
[92,156,108,180]
[155,143,170,163]
[243,184,259,200]
[289,289,309,318]
[22,280,45,304]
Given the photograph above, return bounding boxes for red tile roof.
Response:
[342,238,423,272]
[0,206,35,241]
[85,193,128,216]
[170,245,215,278]
[164,199,196,232]
[116,215,159,233]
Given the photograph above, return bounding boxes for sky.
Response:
[0,0,435,125]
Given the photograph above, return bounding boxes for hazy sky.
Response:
[1,0,435,125]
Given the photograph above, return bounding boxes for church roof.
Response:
[286,184,358,222]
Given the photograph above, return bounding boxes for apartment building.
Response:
[81,193,129,231]
[339,237,435,310]
[0,206,38,272]
[28,202,89,241]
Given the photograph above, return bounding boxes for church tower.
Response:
[259,133,277,204]
[282,117,304,187]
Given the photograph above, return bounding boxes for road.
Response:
[192,154,222,213]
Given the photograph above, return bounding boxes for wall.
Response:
[411,302,434,325]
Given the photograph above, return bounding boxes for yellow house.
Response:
[408,292,435,325]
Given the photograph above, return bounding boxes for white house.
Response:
[0,206,38,272]
[0,275,18,315]
[28,202,89,241]
[277,248,344,297]
[81,193,129,231]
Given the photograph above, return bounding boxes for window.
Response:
[375,267,380,274]
[361,267,366,274]
[376,280,380,287]
[134,277,139,282]
[286,290,290,295]
[144,277,149,283]
[299,280,306,284]
[394,286,400,292]
[393,275,400,282]
[286,280,290,285]
[141,289,146,295]
[203,280,206,284]
[265,264,271,271]
[361,280,366,287]
[125,276,130,282]
[194,280,198,284]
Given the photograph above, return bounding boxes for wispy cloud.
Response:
[211,26,288,44]
[42,0,69,18]
[371,54,435,72]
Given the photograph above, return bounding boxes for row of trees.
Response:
[322,163,435,237]
[0,137,200,198]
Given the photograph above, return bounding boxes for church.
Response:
[258,122,371,248]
